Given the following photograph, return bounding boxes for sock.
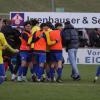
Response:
[46,69,50,78]
[18,66,23,76]
[57,68,62,79]
[96,66,100,76]
[50,67,55,79]
[32,64,38,75]
[37,67,44,80]
[22,67,28,76]
[9,64,14,74]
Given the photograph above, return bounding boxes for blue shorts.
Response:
[46,52,51,63]
[34,52,46,63]
[0,64,5,76]
[50,52,63,62]
[20,52,32,62]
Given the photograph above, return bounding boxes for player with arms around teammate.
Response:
[30,23,57,82]
[17,21,32,82]
[49,23,63,83]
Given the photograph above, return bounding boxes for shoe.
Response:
[11,74,16,81]
[41,74,46,82]
[51,77,56,82]
[36,79,41,82]
[56,77,63,83]
[93,76,98,83]
[31,74,37,82]
[73,75,81,81]
[17,76,23,82]
[0,77,4,84]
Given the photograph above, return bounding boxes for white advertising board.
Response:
[63,48,100,64]
[10,12,100,28]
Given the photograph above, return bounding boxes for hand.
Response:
[39,34,44,38]
[15,49,19,53]
[56,39,60,43]
[2,46,7,50]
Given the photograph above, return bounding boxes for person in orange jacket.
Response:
[49,23,63,83]
[17,21,32,82]
[31,23,58,82]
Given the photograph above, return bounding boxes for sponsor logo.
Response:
[11,13,24,26]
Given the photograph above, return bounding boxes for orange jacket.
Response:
[20,31,32,51]
[49,30,62,51]
[34,31,46,52]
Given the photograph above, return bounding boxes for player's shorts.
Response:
[0,64,5,76]
[20,51,32,62]
[50,51,63,62]
[34,52,46,63]
[46,52,51,63]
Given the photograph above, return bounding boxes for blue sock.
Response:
[23,67,28,76]
[57,68,62,79]
[32,64,38,75]
[96,66,100,76]
[35,65,39,76]
[18,66,23,76]
[9,64,14,74]
[37,67,44,79]
[50,68,55,79]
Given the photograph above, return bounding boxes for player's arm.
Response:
[45,32,56,46]
[0,33,18,53]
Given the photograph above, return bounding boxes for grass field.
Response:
[0,65,100,100]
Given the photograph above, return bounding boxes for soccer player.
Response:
[30,23,57,82]
[29,19,40,49]
[1,19,21,80]
[17,21,32,82]
[49,23,63,83]
[42,22,56,81]
[0,32,19,84]
[94,66,100,83]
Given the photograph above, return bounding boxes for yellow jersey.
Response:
[0,32,16,64]
[44,29,56,52]
[28,26,40,49]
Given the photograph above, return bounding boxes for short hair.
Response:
[30,19,39,26]
[46,21,54,30]
[23,21,31,27]
[65,20,70,25]
[55,23,63,29]
[40,23,49,29]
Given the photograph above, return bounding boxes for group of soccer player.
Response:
[0,18,100,84]
[0,19,64,83]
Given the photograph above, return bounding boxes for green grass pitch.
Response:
[0,65,100,100]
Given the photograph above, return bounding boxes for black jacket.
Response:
[61,24,79,50]
[1,25,21,49]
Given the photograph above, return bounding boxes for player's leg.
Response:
[55,52,63,83]
[31,52,39,81]
[0,64,5,84]
[49,52,56,82]
[94,66,100,83]
[17,52,28,82]
[37,53,46,82]
[12,53,21,81]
